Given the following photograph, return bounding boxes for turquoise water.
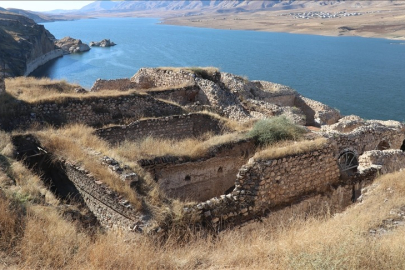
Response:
[35,18,405,121]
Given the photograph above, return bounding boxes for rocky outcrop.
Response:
[55,36,91,54]
[89,39,116,47]
[0,11,61,76]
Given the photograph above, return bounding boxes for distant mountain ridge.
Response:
[78,0,353,14]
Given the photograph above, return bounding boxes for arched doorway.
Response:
[338,150,358,176]
[377,140,390,150]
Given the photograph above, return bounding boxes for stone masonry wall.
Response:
[294,95,341,126]
[359,150,405,175]
[1,93,184,130]
[90,78,137,92]
[322,124,405,157]
[131,68,195,89]
[185,141,347,227]
[253,144,340,210]
[96,113,224,144]
[64,164,139,229]
[146,85,202,106]
[140,139,256,202]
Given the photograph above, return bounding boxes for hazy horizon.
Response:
[0,1,94,12]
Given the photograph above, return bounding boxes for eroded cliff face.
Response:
[0,11,61,77]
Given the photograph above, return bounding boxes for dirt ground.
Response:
[160,2,405,40]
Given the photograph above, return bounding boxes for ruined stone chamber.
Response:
[5,66,405,231]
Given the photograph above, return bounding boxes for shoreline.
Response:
[159,8,405,41]
[161,19,405,41]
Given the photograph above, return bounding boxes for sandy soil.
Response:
[161,3,405,40]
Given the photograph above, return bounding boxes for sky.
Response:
[0,1,95,12]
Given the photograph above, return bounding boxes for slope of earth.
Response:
[0,11,60,77]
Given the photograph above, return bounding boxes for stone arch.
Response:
[337,150,358,176]
[377,140,390,150]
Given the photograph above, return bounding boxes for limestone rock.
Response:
[0,11,58,76]
[89,39,116,47]
[55,36,90,54]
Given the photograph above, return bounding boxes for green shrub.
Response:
[247,116,306,146]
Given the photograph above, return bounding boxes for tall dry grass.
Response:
[4,77,149,104]
[254,137,328,160]
[114,132,244,161]
[1,168,405,269]
[33,124,144,211]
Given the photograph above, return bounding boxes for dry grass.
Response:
[33,124,144,211]
[114,132,244,161]
[5,77,79,101]
[1,170,405,269]
[254,137,328,160]
[200,110,255,132]
[4,76,149,104]
[1,146,405,269]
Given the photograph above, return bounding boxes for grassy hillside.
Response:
[1,77,405,269]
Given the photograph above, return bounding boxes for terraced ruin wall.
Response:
[64,164,138,230]
[96,113,224,144]
[90,78,137,92]
[1,93,184,130]
[131,68,197,89]
[140,140,256,202]
[359,150,405,174]
[324,127,405,157]
[187,142,355,227]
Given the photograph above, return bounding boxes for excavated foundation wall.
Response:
[140,139,256,202]
[145,85,201,106]
[12,135,138,230]
[186,142,378,228]
[359,150,405,174]
[325,126,405,156]
[1,93,184,130]
[64,164,138,229]
[96,113,224,144]
[90,78,137,92]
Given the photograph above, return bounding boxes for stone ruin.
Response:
[7,67,405,232]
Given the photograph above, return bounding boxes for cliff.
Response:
[0,11,62,77]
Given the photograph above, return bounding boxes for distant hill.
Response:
[0,11,59,76]
[77,0,380,14]
[6,8,57,23]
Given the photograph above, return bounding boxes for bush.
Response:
[247,116,306,146]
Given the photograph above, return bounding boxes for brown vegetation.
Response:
[1,161,405,269]
[254,137,328,161]
[1,76,405,269]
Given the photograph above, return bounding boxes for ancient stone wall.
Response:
[1,93,184,130]
[294,95,341,126]
[140,139,256,202]
[185,142,380,229]
[96,113,224,144]
[359,150,405,174]
[252,144,340,210]
[131,68,195,89]
[64,164,139,229]
[146,85,202,106]
[185,142,339,226]
[322,124,405,157]
[90,78,137,92]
